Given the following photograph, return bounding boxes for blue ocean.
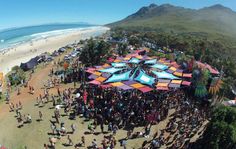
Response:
[0,23,95,50]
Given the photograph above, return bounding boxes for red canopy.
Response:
[100,84,112,89]
[182,81,191,86]
[156,87,169,91]
[89,80,101,85]
[138,86,153,93]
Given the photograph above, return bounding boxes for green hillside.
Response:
[108,4,236,58]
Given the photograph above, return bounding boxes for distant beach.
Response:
[0,26,109,75]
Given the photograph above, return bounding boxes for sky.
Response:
[0,0,236,29]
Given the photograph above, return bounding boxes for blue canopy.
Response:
[99,67,123,74]
[129,58,141,64]
[134,70,155,86]
[151,63,168,70]
[105,70,132,83]
[111,62,127,67]
[144,59,157,64]
[152,71,179,80]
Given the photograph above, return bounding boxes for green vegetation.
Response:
[79,38,112,66]
[196,106,236,149]
[108,4,236,60]
[8,66,26,86]
[117,43,128,56]
[110,29,236,99]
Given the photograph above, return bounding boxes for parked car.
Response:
[71,51,79,57]
[52,51,59,57]
[46,56,54,62]
[58,48,66,53]
[64,55,72,61]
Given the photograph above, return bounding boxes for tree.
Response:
[117,43,128,56]
[8,66,26,85]
[196,106,236,149]
[128,35,141,46]
[79,38,111,66]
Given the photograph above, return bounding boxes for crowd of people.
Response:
[6,67,209,149]
[4,50,210,149]
[73,85,209,148]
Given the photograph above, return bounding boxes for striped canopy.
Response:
[86,52,192,93]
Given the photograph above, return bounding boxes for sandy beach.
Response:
[0,26,109,75]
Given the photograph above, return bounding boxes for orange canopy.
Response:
[131,83,145,89]
[156,82,169,87]
[171,80,182,84]
[95,77,106,82]
[111,82,124,87]
[93,71,102,76]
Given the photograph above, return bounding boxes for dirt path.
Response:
[0,63,52,117]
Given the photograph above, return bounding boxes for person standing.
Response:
[92,139,97,148]
[17,87,20,95]
[81,136,85,147]
[19,101,22,109]
[112,124,119,135]
[121,139,127,149]
[100,123,104,133]
[71,123,76,134]
[50,123,56,134]
[32,87,34,94]
[43,144,48,149]
[39,111,43,121]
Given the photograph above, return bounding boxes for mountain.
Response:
[108,4,236,57]
[109,3,236,36]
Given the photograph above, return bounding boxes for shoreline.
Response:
[0,26,109,75]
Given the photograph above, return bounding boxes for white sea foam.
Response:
[0,26,105,51]
[30,26,101,41]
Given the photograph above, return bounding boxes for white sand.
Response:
[0,26,109,75]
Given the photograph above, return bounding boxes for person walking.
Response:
[67,135,73,146]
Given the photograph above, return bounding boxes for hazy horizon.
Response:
[0,0,236,30]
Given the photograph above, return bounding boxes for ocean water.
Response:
[0,23,96,50]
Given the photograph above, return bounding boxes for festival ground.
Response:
[0,49,207,149]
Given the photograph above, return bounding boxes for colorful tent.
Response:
[144,59,157,64]
[196,61,219,75]
[99,67,123,74]
[129,58,141,64]
[151,63,168,70]
[111,62,127,67]
[86,53,192,93]
[105,70,131,83]
[134,70,155,86]
[152,71,179,80]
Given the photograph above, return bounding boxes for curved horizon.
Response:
[0,22,102,32]
[1,0,236,30]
